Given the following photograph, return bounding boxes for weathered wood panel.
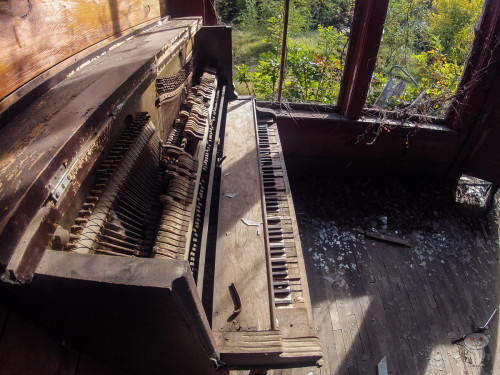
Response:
[445,0,500,182]
[163,0,217,26]
[0,0,161,102]
[0,314,80,375]
[272,110,462,180]
[337,0,389,120]
[213,99,273,336]
[462,121,500,182]
[0,18,201,282]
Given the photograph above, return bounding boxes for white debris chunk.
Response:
[241,218,261,226]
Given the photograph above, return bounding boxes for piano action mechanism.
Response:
[0,16,321,374]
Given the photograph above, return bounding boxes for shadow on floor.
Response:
[286,175,500,375]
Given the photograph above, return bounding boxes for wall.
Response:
[272,109,462,181]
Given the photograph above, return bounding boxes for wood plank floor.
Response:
[266,176,500,375]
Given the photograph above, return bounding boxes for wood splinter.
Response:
[366,231,410,247]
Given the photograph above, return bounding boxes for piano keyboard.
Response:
[256,117,307,308]
[212,99,321,367]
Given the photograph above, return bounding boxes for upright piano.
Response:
[0,16,321,374]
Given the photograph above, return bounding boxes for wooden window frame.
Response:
[337,0,500,133]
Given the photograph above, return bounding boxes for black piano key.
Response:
[274,286,291,295]
[261,166,279,170]
[272,260,287,268]
[266,206,279,213]
[270,249,286,256]
[272,270,288,277]
[265,196,279,202]
[271,262,287,269]
[274,296,292,305]
[274,280,290,287]
[268,230,283,237]
[269,234,283,241]
[268,216,281,225]
[268,225,282,231]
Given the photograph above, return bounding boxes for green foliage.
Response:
[235,63,254,94]
[238,0,311,35]
[236,52,279,100]
[236,23,346,103]
[313,25,348,102]
[217,0,245,23]
[317,24,348,61]
[379,0,430,67]
[427,0,484,64]
[251,52,280,100]
[408,49,464,115]
[238,0,263,31]
[232,29,273,67]
[234,0,484,115]
[367,50,463,116]
[286,44,320,100]
[309,0,354,29]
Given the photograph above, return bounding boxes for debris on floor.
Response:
[289,175,500,374]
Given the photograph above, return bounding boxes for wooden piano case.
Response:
[0,4,320,373]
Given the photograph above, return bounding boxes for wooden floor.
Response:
[266,176,500,375]
[2,173,500,375]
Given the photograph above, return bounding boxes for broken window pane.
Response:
[366,0,485,118]
[229,0,355,104]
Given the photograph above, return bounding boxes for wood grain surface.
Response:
[212,99,273,335]
[0,0,161,101]
[0,18,201,280]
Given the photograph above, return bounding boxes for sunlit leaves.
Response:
[235,22,347,103]
[428,0,483,64]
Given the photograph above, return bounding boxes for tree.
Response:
[235,23,347,102]
[308,0,354,30]
[238,0,311,35]
[379,0,430,67]
[427,0,484,64]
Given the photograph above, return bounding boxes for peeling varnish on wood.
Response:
[0,122,46,175]
[10,0,33,19]
[0,0,161,100]
[0,17,201,255]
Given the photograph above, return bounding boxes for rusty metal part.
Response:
[71,120,156,254]
[155,60,193,107]
[51,226,70,250]
[227,283,242,322]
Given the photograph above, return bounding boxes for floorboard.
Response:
[288,176,500,375]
